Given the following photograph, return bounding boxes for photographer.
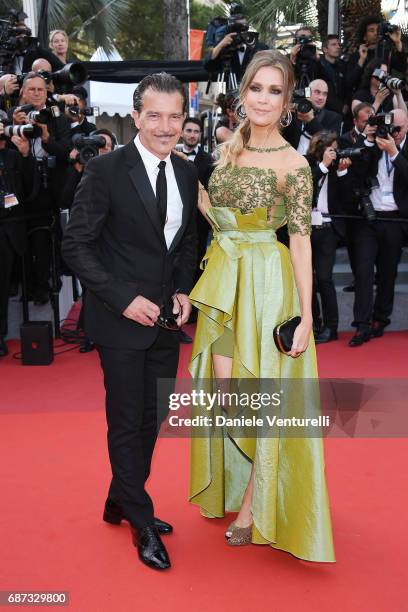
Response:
[349,109,408,346]
[320,34,364,118]
[284,78,342,153]
[346,16,407,79]
[65,87,96,138]
[11,72,71,304]
[203,2,268,87]
[306,130,353,343]
[0,113,38,357]
[289,26,327,87]
[352,59,407,115]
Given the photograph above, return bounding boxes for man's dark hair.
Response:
[352,101,375,120]
[356,15,381,45]
[22,71,47,87]
[294,25,312,39]
[322,34,340,49]
[133,72,187,113]
[183,117,201,130]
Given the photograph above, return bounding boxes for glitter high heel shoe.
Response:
[225,522,253,546]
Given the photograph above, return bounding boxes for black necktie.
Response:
[156,160,167,227]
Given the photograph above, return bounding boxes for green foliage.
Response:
[189,0,225,31]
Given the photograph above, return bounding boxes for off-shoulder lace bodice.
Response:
[208,164,313,235]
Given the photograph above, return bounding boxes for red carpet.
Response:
[1,328,407,611]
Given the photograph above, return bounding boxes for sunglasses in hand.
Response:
[156,292,183,331]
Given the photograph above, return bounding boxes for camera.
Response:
[294,34,317,62]
[353,178,379,222]
[37,63,87,88]
[367,112,398,138]
[379,22,399,37]
[292,87,313,113]
[1,123,42,139]
[71,133,106,165]
[336,147,365,160]
[66,105,100,118]
[0,9,37,71]
[27,105,61,125]
[372,68,405,92]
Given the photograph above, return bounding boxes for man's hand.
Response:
[1,74,20,95]
[375,133,398,157]
[36,121,50,143]
[322,146,337,168]
[123,295,160,326]
[69,148,83,173]
[290,43,301,64]
[13,107,28,125]
[59,94,80,106]
[337,157,352,172]
[363,123,377,141]
[297,109,314,123]
[173,293,192,326]
[374,86,391,107]
[358,44,368,66]
[11,134,29,157]
[211,32,237,59]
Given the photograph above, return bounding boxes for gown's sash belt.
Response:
[201,229,277,268]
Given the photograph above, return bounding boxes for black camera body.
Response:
[379,21,399,37]
[292,87,313,114]
[1,122,42,140]
[336,146,365,160]
[66,105,100,118]
[0,9,37,71]
[37,63,87,89]
[367,112,397,138]
[294,35,317,62]
[27,105,61,125]
[71,133,106,165]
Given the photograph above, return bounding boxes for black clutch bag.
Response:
[273,316,301,354]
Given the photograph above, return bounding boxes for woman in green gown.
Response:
[188,50,335,563]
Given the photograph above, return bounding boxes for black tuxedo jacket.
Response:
[204,41,268,83]
[365,138,408,217]
[62,140,198,349]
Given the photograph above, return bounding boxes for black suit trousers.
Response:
[311,224,342,331]
[97,327,180,528]
[0,225,18,337]
[352,217,404,328]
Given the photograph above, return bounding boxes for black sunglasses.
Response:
[156,293,182,331]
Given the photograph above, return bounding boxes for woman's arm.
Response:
[289,234,313,357]
[198,182,214,228]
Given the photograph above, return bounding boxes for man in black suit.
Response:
[349,108,408,346]
[62,73,197,571]
[284,79,342,153]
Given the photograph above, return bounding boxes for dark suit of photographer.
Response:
[289,27,327,87]
[204,32,268,85]
[0,127,37,356]
[11,73,72,304]
[306,131,351,342]
[349,109,408,345]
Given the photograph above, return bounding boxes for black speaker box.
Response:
[20,321,54,366]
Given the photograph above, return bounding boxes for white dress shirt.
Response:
[370,136,406,212]
[312,163,347,225]
[134,134,183,249]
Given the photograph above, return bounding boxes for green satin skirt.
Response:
[188,207,335,563]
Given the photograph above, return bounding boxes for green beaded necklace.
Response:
[244,143,291,153]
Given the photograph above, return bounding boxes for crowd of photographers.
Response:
[1,5,408,357]
[0,9,117,356]
[204,5,408,347]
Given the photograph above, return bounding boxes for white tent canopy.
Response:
[89,46,138,117]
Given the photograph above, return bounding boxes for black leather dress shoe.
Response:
[348,329,371,347]
[370,321,385,338]
[79,338,95,353]
[132,526,171,570]
[314,327,338,344]
[103,499,173,534]
[33,289,49,306]
[0,337,8,357]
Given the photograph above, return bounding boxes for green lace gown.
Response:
[188,161,336,563]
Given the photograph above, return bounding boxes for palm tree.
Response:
[163,0,189,60]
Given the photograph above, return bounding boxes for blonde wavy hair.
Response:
[216,50,295,168]
[49,30,69,48]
